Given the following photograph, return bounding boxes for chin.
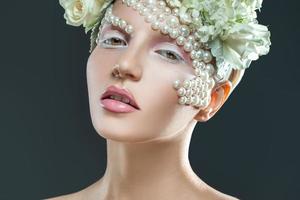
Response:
[90,116,154,143]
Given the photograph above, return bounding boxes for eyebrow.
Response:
[101,23,131,40]
[100,23,192,64]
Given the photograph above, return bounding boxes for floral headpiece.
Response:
[59,0,271,108]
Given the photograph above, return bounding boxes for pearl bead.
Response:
[198,61,206,69]
[192,60,199,68]
[145,14,155,23]
[197,99,204,107]
[158,13,165,21]
[199,92,205,98]
[180,13,191,24]
[203,72,209,81]
[203,97,210,107]
[203,51,212,63]
[177,87,186,96]
[167,16,179,28]
[146,0,155,5]
[158,1,166,8]
[193,42,201,50]
[203,83,209,91]
[173,80,181,89]
[183,42,193,52]
[190,50,197,59]
[190,80,195,88]
[151,21,160,30]
[170,29,179,39]
[172,8,179,16]
[186,96,192,104]
[164,7,171,15]
[136,3,142,10]
[176,36,185,46]
[119,19,127,29]
[195,50,203,59]
[140,7,149,16]
[125,25,133,34]
[192,95,200,106]
[200,80,205,86]
[207,78,215,89]
[191,88,196,95]
[179,96,187,105]
[180,26,190,37]
[112,17,119,26]
[183,80,191,89]
[186,89,192,96]
[187,35,194,43]
[161,25,169,34]
[205,63,215,76]
[195,68,201,76]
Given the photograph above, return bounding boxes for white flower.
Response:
[178,0,270,69]
[59,0,108,33]
[210,22,271,70]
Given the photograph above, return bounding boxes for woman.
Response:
[49,0,271,199]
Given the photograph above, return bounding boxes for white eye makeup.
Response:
[98,30,128,48]
[97,28,187,65]
[153,43,186,64]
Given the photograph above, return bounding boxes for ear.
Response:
[194,81,232,122]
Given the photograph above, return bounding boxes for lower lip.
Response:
[100,99,138,113]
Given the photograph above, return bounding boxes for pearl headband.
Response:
[96,2,215,109]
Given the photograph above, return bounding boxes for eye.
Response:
[98,37,128,48]
[156,49,184,63]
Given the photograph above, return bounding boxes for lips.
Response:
[101,85,140,110]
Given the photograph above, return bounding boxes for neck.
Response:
[93,120,205,199]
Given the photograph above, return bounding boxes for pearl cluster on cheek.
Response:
[97,0,217,109]
[173,73,214,108]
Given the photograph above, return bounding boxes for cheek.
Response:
[134,60,196,138]
[86,47,119,102]
[86,48,115,126]
[87,48,112,86]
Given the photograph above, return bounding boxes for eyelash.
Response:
[99,37,185,63]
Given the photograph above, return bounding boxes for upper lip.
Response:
[101,85,140,110]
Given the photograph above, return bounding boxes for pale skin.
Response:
[48,0,243,199]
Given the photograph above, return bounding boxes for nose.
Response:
[113,42,143,82]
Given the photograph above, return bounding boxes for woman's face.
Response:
[86,0,204,143]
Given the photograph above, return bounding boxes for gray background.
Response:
[0,0,299,199]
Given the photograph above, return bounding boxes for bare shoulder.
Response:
[196,183,239,200]
[208,189,239,200]
[45,191,82,200]
[45,179,101,200]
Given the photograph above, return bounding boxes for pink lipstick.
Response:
[100,85,140,113]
